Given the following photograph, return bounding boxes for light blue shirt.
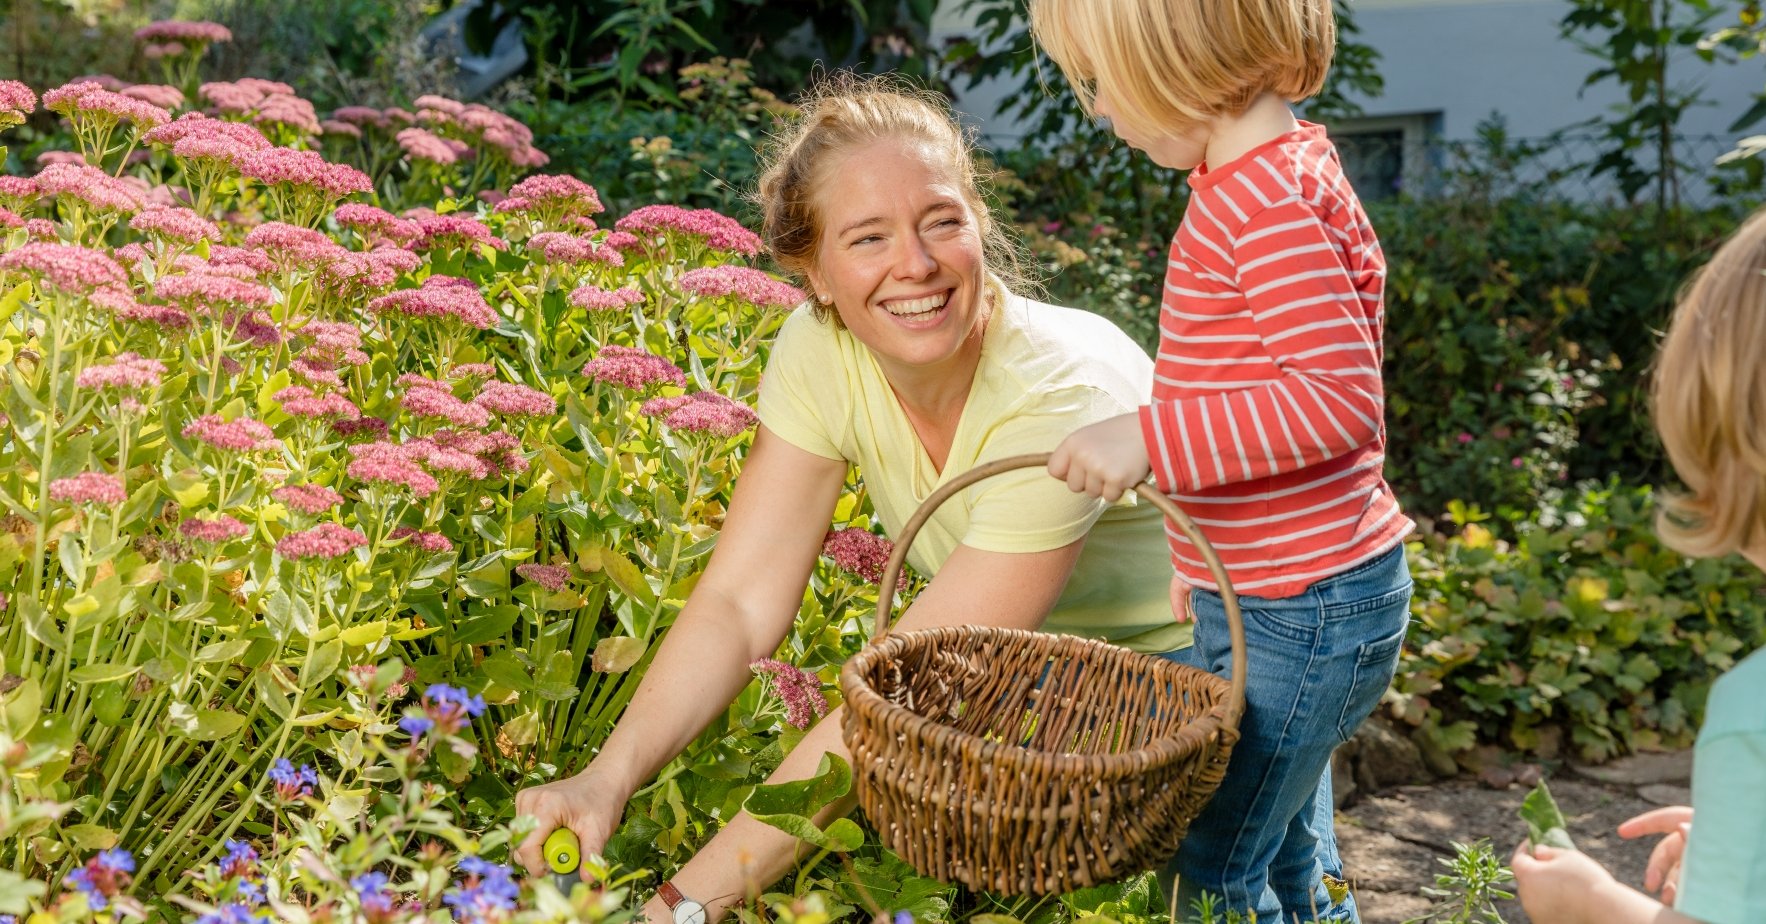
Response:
[1676,646,1766,924]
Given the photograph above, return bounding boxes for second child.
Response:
[1031,1,1413,920]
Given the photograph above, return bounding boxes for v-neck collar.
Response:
[869,296,1008,502]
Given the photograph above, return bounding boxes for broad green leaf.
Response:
[169,702,249,741]
[62,823,118,850]
[1,677,41,737]
[0,281,30,323]
[1520,781,1577,853]
[595,544,655,606]
[165,469,211,508]
[453,605,520,645]
[302,640,342,689]
[290,708,341,727]
[480,651,533,691]
[339,621,387,648]
[63,593,99,619]
[591,636,644,673]
[743,752,864,852]
[196,639,253,663]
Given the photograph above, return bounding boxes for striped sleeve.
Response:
[1140,196,1383,494]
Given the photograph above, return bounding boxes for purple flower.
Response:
[444,857,520,924]
[398,715,435,738]
[218,839,258,881]
[514,562,569,591]
[751,658,829,730]
[63,847,135,911]
[194,903,256,924]
[352,871,397,921]
[266,758,317,799]
[420,683,486,735]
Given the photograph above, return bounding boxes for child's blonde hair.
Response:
[1029,0,1335,137]
[1653,207,1766,559]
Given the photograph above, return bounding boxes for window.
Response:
[1330,112,1443,200]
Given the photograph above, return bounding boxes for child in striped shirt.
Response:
[1031,1,1414,921]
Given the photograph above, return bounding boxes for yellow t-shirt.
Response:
[756,293,1190,654]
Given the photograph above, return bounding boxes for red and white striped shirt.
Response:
[1138,122,1413,597]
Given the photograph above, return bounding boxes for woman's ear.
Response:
[806,267,829,305]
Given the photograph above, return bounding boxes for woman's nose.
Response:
[892,235,937,279]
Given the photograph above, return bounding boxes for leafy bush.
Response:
[1394,482,1766,763]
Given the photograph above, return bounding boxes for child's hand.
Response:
[1511,841,1622,924]
[1047,413,1151,502]
[1618,805,1693,902]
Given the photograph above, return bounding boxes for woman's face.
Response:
[807,138,988,378]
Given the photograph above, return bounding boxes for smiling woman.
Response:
[512,75,1188,917]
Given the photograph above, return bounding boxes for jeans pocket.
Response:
[1334,623,1407,743]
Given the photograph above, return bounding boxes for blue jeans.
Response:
[1156,543,1412,923]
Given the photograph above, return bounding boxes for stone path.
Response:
[1335,749,1691,923]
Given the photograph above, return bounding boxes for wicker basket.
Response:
[839,453,1247,896]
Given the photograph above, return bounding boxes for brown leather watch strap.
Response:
[658,880,685,909]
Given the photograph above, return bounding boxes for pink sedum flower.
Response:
[183,414,281,452]
[33,162,146,214]
[472,381,555,418]
[129,206,220,244]
[276,522,367,560]
[333,203,421,243]
[347,442,439,497]
[514,562,569,591]
[821,528,894,584]
[581,345,685,392]
[678,265,805,308]
[750,658,829,730]
[566,284,644,312]
[0,80,36,129]
[401,382,491,429]
[237,147,371,199]
[0,242,127,294]
[153,271,274,312]
[134,20,232,45]
[410,214,504,253]
[43,81,171,129]
[119,84,185,110]
[180,515,251,543]
[395,127,460,166]
[389,526,452,553]
[275,384,360,420]
[369,278,498,329]
[76,352,166,391]
[641,391,758,438]
[615,204,762,257]
[272,483,344,516]
[50,472,127,506]
[449,363,496,380]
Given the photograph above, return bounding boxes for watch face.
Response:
[674,900,707,924]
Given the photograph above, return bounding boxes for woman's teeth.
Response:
[884,293,948,318]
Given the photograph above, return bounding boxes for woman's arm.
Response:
[654,537,1087,920]
[514,427,848,874]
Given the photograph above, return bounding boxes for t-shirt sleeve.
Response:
[962,385,1126,553]
[754,309,847,461]
[1676,732,1766,923]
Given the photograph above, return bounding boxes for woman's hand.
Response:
[1618,805,1694,902]
[1047,412,1150,502]
[513,768,629,877]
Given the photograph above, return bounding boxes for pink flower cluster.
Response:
[90,286,191,329]
[410,214,505,253]
[0,80,36,128]
[369,277,498,329]
[750,658,829,730]
[346,441,440,497]
[396,127,469,166]
[333,204,421,245]
[146,113,271,166]
[272,483,344,516]
[276,522,367,560]
[640,391,758,438]
[0,243,127,294]
[229,307,288,349]
[525,232,623,267]
[120,84,185,110]
[43,81,171,129]
[180,515,251,544]
[413,94,547,167]
[821,528,894,584]
[567,284,644,312]
[275,384,361,420]
[129,206,221,244]
[315,246,420,296]
[389,526,452,553]
[515,562,569,591]
[49,471,127,506]
[135,20,232,44]
[473,381,555,418]
[33,162,147,214]
[0,174,37,210]
[76,352,166,392]
[496,174,604,222]
[615,205,762,257]
[401,379,491,429]
[154,270,274,313]
[449,363,496,380]
[581,345,685,392]
[183,414,281,452]
[238,147,370,199]
[678,265,805,308]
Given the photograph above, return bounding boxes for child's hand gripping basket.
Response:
[839,453,1247,895]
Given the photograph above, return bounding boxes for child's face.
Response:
[1093,85,1210,171]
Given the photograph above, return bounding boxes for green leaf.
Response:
[168,702,250,741]
[196,639,253,663]
[302,640,342,689]
[0,281,30,324]
[68,662,141,684]
[743,752,864,852]
[453,605,520,645]
[591,636,644,673]
[1520,781,1577,853]
[339,621,387,648]
[1,677,41,737]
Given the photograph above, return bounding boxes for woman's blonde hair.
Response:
[752,72,1025,324]
[1653,207,1766,559]
[1029,0,1335,137]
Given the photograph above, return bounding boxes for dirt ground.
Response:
[1339,774,1673,924]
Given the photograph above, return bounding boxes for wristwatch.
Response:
[658,880,707,924]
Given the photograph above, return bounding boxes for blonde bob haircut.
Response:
[1652,206,1766,560]
[752,72,1026,325]
[1029,0,1335,137]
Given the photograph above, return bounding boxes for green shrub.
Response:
[1395,481,1766,763]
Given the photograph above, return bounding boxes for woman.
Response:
[513,76,1186,919]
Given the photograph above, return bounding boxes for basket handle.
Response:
[870,452,1247,726]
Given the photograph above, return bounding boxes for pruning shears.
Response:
[543,827,582,891]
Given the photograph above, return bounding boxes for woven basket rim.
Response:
[839,624,1234,783]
